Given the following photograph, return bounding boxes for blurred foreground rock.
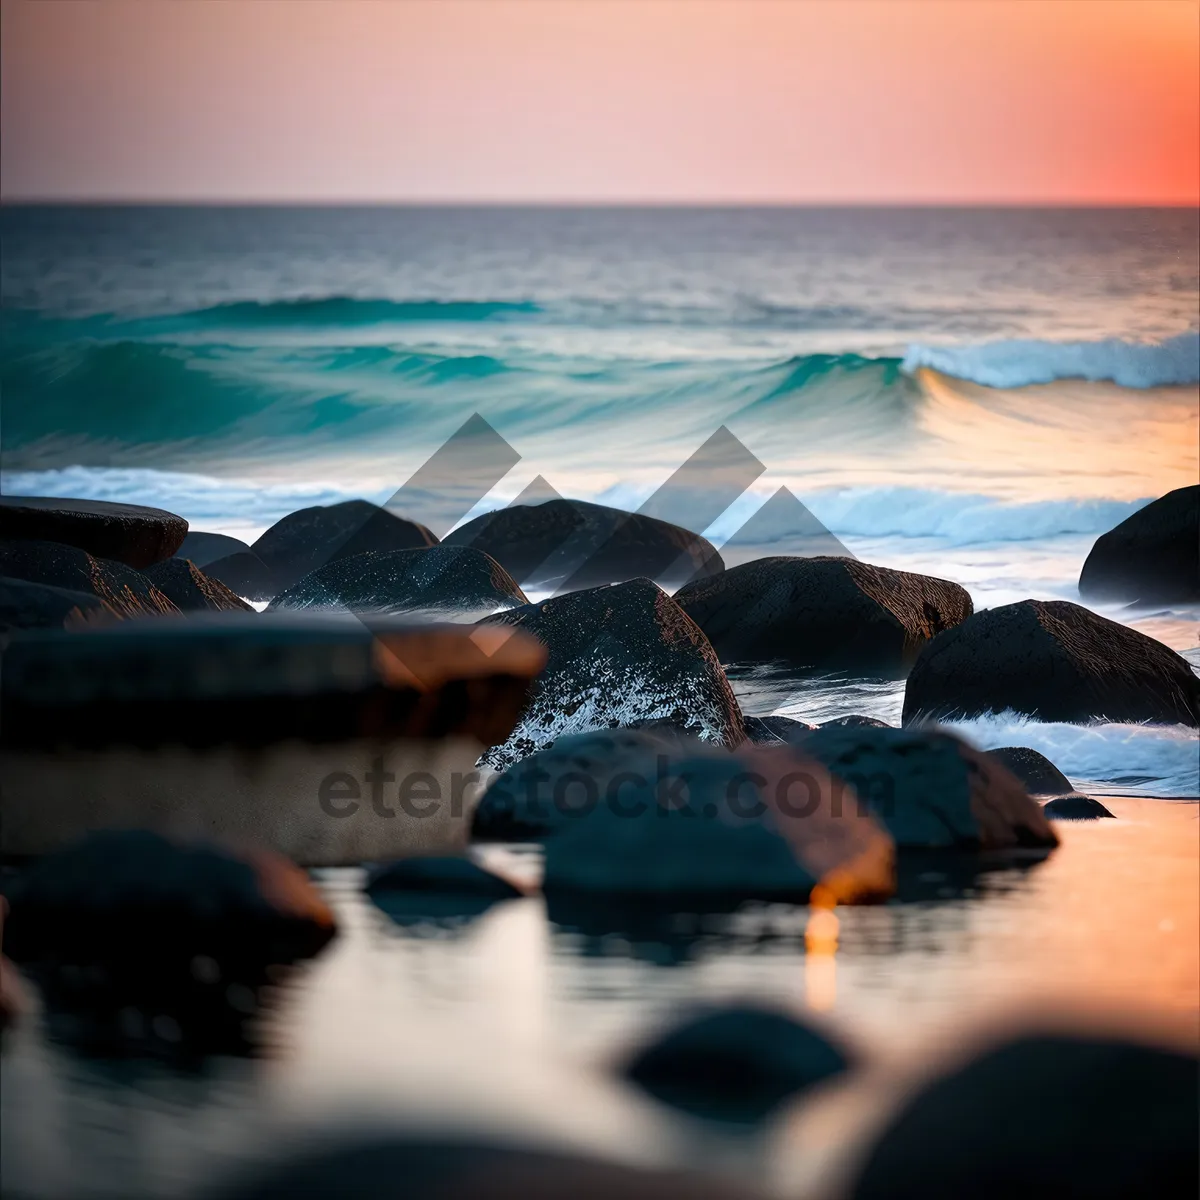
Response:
[2,829,335,1055]
[207,1135,762,1200]
[0,615,546,864]
[621,1004,852,1124]
[849,1032,1200,1200]
[798,726,1058,850]
[537,735,894,904]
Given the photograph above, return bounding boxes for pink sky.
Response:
[2,0,1197,203]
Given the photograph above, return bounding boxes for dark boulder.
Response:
[820,714,894,729]
[621,1005,852,1123]
[798,725,1057,851]
[473,727,691,841]
[1042,794,1115,820]
[538,734,894,903]
[984,746,1076,796]
[444,497,723,592]
[269,545,527,619]
[0,538,179,619]
[242,500,438,600]
[0,496,187,568]
[478,578,746,770]
[903,600,1199,727]
[202,549,276,601]
[1079,485,1199,606]
[366,855,524,899]
[144,557,254,612]
[849,1032,1200,1200]
[208,1135,761,1200]
[1,829,335,1054]
[983,746,1114,819]
[366,855,524,926]
[175,530,253,568]
[0,575,115,634]
[743,715,818,745]
[675,556,972,674]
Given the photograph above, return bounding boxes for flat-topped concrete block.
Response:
[1,615,546,864]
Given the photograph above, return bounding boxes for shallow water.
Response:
[3,796,1196,1199]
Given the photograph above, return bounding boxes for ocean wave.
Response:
[902,330,1200,388]
[798,488,1152,545]
[944,712,1199,798]
[0,465,371,539]
[173,297,542,328]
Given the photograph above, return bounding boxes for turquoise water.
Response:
[2,205,1198,791]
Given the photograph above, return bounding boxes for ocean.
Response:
[2,204,1198,798]
[1,204,1198,1198]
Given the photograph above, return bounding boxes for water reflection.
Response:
[1,798,1195,1198]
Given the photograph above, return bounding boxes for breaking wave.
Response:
[903,330,1200,388]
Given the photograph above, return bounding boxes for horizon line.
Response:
[2,197,1198,210]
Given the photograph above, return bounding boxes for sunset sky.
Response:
[2,0,1197,204]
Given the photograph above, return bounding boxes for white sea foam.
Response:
[902,330,1200,389]
[709,487,1152,548]
[941,712,1200,798]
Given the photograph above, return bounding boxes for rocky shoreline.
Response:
[0,487,1196,1193]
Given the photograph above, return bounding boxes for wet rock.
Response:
[903,600,1199,727]
[144,557,254,612]
[675,557,972,674]
[366,855,524,926]
[473,727,689,841]
[0,538,179,619]
[0,575,115,634]
[201,549,276,601]
[850,1032,1200,1200]
[210,1135,761,1200]
[539,736,894,903]
[1,617,547,864]
[366,855,524,898]
[269,545,527,619]
[246,500,437,600]
[743,715,818,745]
[622,1005,852,1123]
[983,746,1114,819]
[175,530,253,567]
[444,497,723,592]
[0,496,187,568]
[984,746,1077,796]
[478,578,746,770]
[820,714,894,729]
[1,829,336,1055]
[1079,485,1199,606]
[798,726,1057,851]
[1041,794,1115,820]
